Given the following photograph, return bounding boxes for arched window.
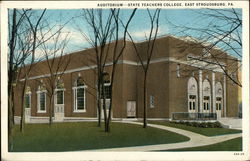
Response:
[215,82,223,116]
[203,79,211,113]
[55,79,65,105]
[25,86,31,109]
[187,77,198,112]
[37,83,46,113]
[73,77,87,112]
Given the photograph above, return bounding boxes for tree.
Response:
[39,23,71,125]
[76,9,137,132]
[125,9,161,128]
[76,9,117,128]
[8,9,47,149]
[106,8,137,132]
[19,9,47,132]
[166,9,242,87]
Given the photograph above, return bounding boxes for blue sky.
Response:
[13,9,242,59]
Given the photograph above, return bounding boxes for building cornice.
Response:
[20,56,225,81]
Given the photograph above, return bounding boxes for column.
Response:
[199,70,203,113]
[212,72,216,113]
[223,75,227,117]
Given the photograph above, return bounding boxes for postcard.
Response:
[1,0,249,160]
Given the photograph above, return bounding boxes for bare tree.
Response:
[76,9,116,128]
[19,9,47,132]
[39,25,71,125]
[125,9,161,128]
[8,9,47,149]
[166,8,242,87]
[76,9,137,132]
[106,8,137,132]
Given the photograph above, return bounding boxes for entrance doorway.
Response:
[101,99,112,119]
[188,95,196,113]
[203,96,210,113]
[127,101,136,118]
[216,97,222,118]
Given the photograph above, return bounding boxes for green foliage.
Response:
[172,120,222,128]
[11,122,189,152]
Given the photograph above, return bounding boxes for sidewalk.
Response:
[89,121,242,151]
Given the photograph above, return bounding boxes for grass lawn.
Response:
[164,137,242,151]
[11,122,189,152]
[148,121,242,136]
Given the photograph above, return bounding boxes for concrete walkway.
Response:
[90,121,242,151]
[218,118,242,130]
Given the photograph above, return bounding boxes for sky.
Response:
[10,9,242,60]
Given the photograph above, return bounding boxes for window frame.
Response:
[150,95,155,108]
[37,89,47,113]
[24,91,32,109]
[176,64,180,78]
[55,88,65,105]
[73,84,87,113]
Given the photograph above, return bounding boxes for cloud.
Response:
[130,26,167,40]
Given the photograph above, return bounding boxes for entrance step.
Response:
[218,117,242,130]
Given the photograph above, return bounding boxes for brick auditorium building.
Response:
[13,35,241,123]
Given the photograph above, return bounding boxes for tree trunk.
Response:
[100,80,108,132]
[143,71,148,128]
[49,94,54,125]
[8,92,14,151]
[20,82,27,132]
[97,82,101,127]
[8,9,17,136]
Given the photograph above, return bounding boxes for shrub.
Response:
[170,120,222,128]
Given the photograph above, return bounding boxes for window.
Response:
[25,86,31,109]
[56,91,64,104]
[55,80,64,105]
[203,96,210,111]
[188,77,197,112]
[101,72,111,99]
[150,95,155,108]
[101,83,111,99]
[37,85,46,113]
[39,92,46,111]
[73,77,87,112]
[176,64,180,77]
[25,94,31,108]
[216,97,222,111]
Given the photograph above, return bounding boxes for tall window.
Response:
[73,77,87,112]
[55,80,64,105]
[176,64,180,78]
[189,95,196,110]
[37,84,46,113]
[202,79,211,113]
[101,72,111,99]
[25,86,31,108]
[215,82,223,112]
[150,95,155,108]
[187,77,198,112]
[203,96,210,110]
